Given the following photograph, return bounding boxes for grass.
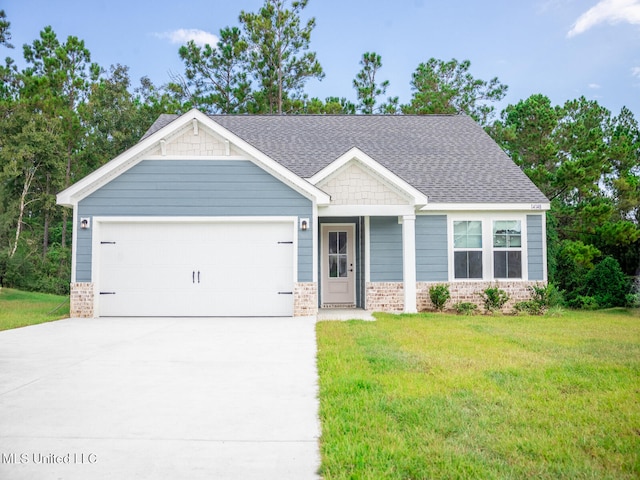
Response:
[317,309,640,479]
[0,288,69,331]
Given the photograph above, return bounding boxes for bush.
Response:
[514,300,545,315]
[545,305,566,317]
[553,240,600,306]
[0,244,71,295]
[454,302,478,315]
[515,283,563,315]
[584,256,631,308]
[478,286,509,313]
[429,284,450,312]
[568,295,600,310]
[625,293,639,308]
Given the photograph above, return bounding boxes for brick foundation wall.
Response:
[70,282,94,318]
[294,282,318,316]
[365,282,404,312]
[417,281,545,313]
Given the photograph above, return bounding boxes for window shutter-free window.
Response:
[493,220,522,278]
[453,221,483,279]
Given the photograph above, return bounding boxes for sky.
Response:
[2,0,640,121]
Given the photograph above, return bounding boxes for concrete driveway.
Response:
[0,317,321,479]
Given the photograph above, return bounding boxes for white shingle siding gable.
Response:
[317,163,409,206]
[146,126,242,157]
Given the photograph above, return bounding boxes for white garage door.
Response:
[96,220,295,317]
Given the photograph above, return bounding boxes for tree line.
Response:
[0,1,638,308]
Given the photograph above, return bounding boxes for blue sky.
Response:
[3,0,639,120]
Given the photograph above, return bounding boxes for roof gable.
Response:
[57,109,330,207]
[145,122,244,157]
[311,147,427,207]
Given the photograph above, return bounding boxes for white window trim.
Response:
[452,220,484,280]
[492,219,523,280]
[447,213,529,282]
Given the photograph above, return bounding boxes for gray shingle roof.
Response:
[142,114,549,204]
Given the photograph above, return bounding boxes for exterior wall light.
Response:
[300,218,309,231]
[80,218,91,229]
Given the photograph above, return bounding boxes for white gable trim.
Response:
[57,109,330,207]
[308,147,429,207]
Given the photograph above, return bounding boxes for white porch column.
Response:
[401,214,417,313]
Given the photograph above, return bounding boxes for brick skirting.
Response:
[417,281,544,313]
[294,282,318,316]
[71,281,316,318]
[365,282,404,312]
[71,279,538,317]
[70,282,94,318]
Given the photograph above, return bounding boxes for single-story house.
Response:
[57,109,550,318]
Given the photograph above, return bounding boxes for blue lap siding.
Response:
[369,216,403,282]
[416,215,448,281]
[526,214,545,281]
[76,160,313,282]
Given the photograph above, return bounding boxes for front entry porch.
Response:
[317,215,417,313]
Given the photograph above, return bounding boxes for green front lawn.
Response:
[317,310,640,479]
[0,288,69,331]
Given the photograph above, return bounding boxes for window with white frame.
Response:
[493,220,522,278]
[453,220,483,279]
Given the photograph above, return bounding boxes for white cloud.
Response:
[632,66,640,78]
[567,0,640,37]
[155,29,219,47]
[588,83,602,88]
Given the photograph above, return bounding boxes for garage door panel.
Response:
[97,221,295,317]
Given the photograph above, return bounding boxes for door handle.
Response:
[198,271,200,283]
[192,271,195,283]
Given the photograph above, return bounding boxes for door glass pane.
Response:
[329,232,337,254]
[329,256,338,277]
[339,256,347,277]
[327,229,350,279]
[338,232,347,254]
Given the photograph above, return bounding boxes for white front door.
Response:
[321,224,356,306]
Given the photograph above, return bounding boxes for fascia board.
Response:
[418,202,551,212]
[319,204,416,216]
[308,147,429,206]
